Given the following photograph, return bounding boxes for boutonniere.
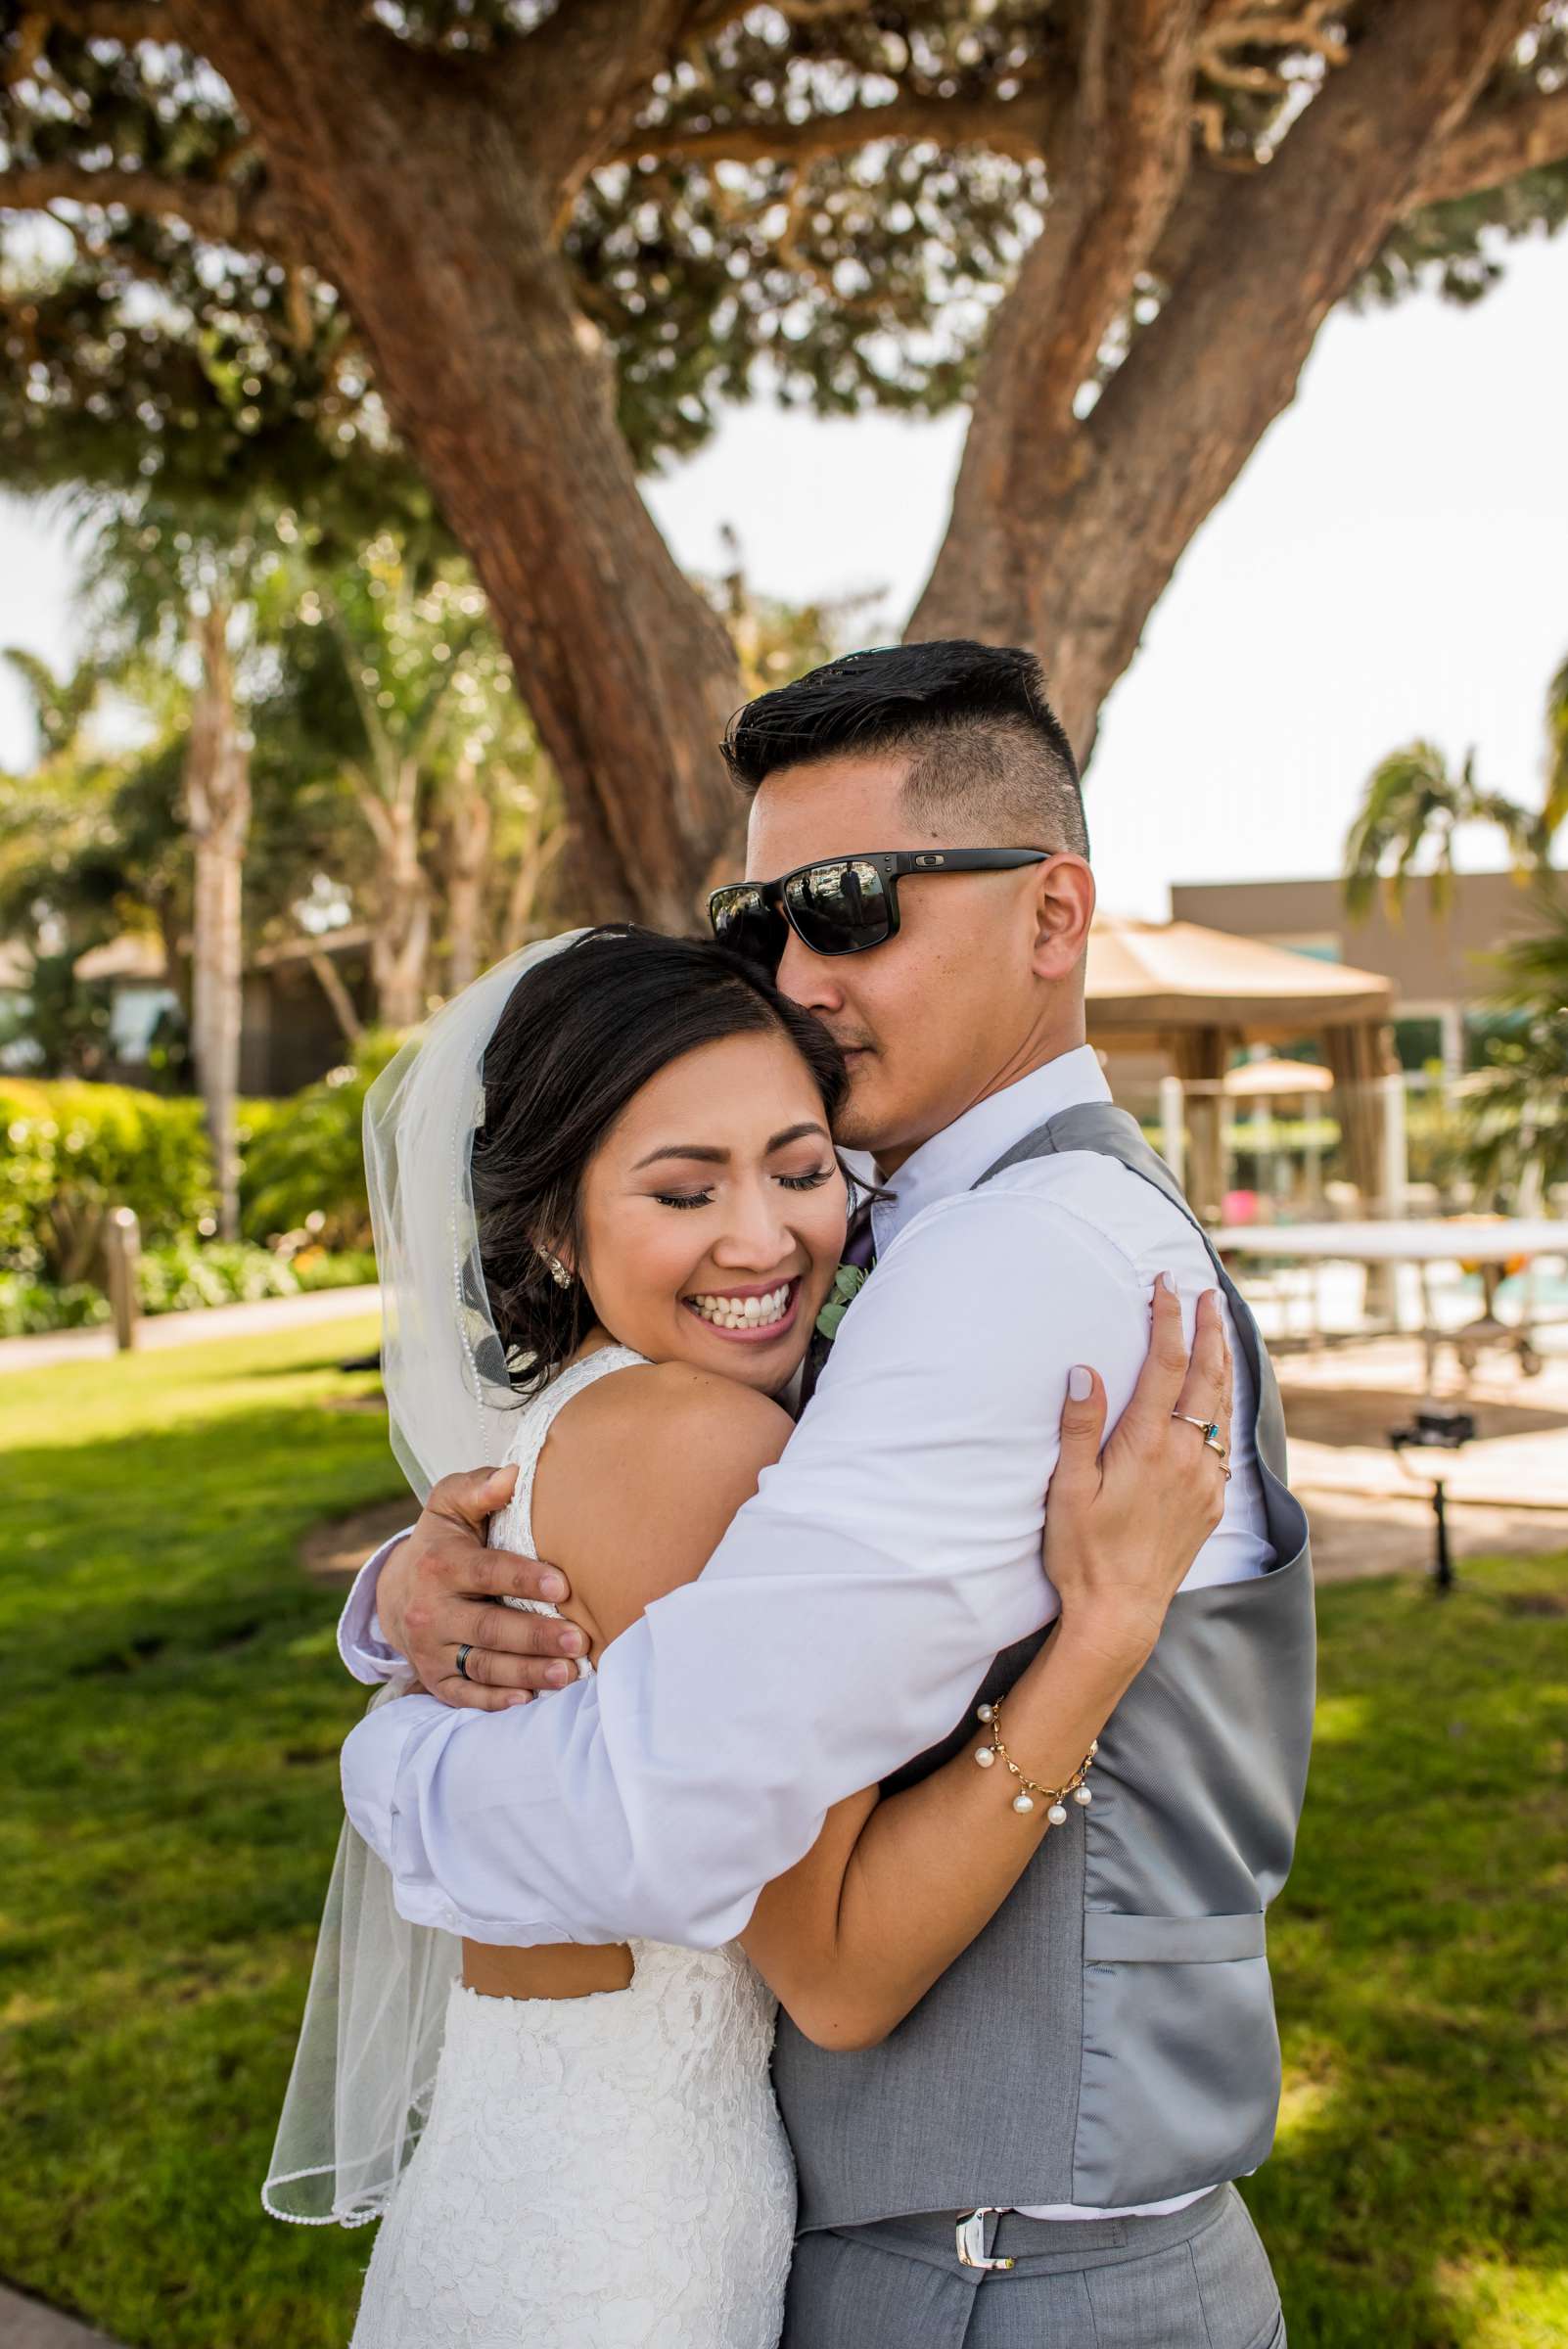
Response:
[815,1262,868,1343]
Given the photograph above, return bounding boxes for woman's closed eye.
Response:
[652,1165,836,1211]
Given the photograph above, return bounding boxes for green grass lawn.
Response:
[1,1326,1565,2348]
[0,1323,401,2348]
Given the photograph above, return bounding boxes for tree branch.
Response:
[913,0,1545,755]
[957,0,1200,473]
[0,161,299,260]
[492,0,697,197]
[29,1,171,43]
[608,88,1057,168]
[1411,79,1568,205]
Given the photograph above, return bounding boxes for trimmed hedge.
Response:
[0,1066,387,1327]
[0,1243,380,1337]
[239,1032,400,1249]
[0,1275,111,1339]
[0,1079,214,1283]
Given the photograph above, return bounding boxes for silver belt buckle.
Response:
[956,2208,1015,2271]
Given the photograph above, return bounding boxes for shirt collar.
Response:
[865,1044,1113,1256]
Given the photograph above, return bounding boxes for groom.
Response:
[339,641,1312,2346]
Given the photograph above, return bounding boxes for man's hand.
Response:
[379,1464,588,1712]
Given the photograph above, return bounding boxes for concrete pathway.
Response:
[0,2282,122,2348]
[0,1283,380,1375]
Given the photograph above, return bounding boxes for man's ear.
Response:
[1030,853,1095,980]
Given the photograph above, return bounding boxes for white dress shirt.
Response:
[339,1044,1271,2215]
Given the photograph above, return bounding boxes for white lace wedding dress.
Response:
[350,1347,797,2349]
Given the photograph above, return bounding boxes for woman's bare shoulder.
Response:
[530,1359,795,1650]
[558,1357,793,1463]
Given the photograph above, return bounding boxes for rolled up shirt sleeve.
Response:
[337,1536,414,1684]
[341,1187,1153,1948]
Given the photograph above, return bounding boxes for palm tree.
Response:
[0,647,190,1069]
[1344,665,1568,1208]
[1342,744,1553,922]
[1545,651,1568,843]
[271,534,561,1023]
[78,508,292,1238]
[1460,998,1568,1208]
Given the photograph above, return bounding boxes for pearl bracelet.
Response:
[973,1697,1098,1823]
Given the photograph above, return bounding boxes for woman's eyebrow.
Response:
[767,1123,829,1151]
[630,1123,827,1173]
[631,1143,729,1170]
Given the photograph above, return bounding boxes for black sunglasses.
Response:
[708,849,1054,970]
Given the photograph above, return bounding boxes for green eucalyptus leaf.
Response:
[815,1260,868,1340]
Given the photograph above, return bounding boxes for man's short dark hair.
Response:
[719,639,1089,860]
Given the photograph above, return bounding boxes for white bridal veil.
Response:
[263,933,582,2227]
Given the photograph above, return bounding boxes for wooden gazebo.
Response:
[1084,913,1400,1222]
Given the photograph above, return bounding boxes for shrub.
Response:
[136,1240,300,1316]
[0,1274,111,1339]
[239,1031,400,1248]
[289,1245,378,1291]
[0,1246,377,1334]
[0,1079,213,1282]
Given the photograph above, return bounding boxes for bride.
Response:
[264,924,1230,2348]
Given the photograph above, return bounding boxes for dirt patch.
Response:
[1282,1384,1568,1449]
[1301,1486,1568,1584]
[300,1497,411,1582]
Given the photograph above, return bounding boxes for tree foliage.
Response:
[3,3,1568,917]
[5,6,1565,487]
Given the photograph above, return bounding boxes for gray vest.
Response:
[771,1102,1315,2230]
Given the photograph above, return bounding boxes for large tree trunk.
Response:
[184,600,250,1241]
[910,0,1540,761]
[165,0,746,929]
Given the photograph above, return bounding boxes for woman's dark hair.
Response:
[471,925,848,1395]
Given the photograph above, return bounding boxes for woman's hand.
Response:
[1042,1275,1232,1675]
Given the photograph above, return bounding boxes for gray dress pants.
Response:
[781,2185,1285,2349]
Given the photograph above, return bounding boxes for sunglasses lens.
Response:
[709,885,787,973]
[783,859,892,955]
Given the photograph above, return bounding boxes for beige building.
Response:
[1170,871,1554,1082]
[70,928,373,1094]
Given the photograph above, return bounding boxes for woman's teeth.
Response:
[687,1283,793,1332]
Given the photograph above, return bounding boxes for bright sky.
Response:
[4,230,1565,918]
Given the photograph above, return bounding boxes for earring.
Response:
[539,1251,572,1290]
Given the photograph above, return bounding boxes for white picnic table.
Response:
[1210,1219,1568,1377]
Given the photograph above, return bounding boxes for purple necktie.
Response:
[800,1200,876,1406]
[842,1199,877,1270]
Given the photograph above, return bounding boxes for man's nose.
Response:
[775,928,843,1014]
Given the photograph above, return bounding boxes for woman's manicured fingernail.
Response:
[558,1626,585,1655]
[538,1570,568,1602]
[1161,1270,1178,1295]
[546,1661,572,1686]
[1068,1365,1092,1401]
[504,1691,534,1707]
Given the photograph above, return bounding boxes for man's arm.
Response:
[336,1462,589,1702]
[343,1186,1159,1948]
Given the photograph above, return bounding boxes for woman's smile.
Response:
[680,1275,805,1342]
